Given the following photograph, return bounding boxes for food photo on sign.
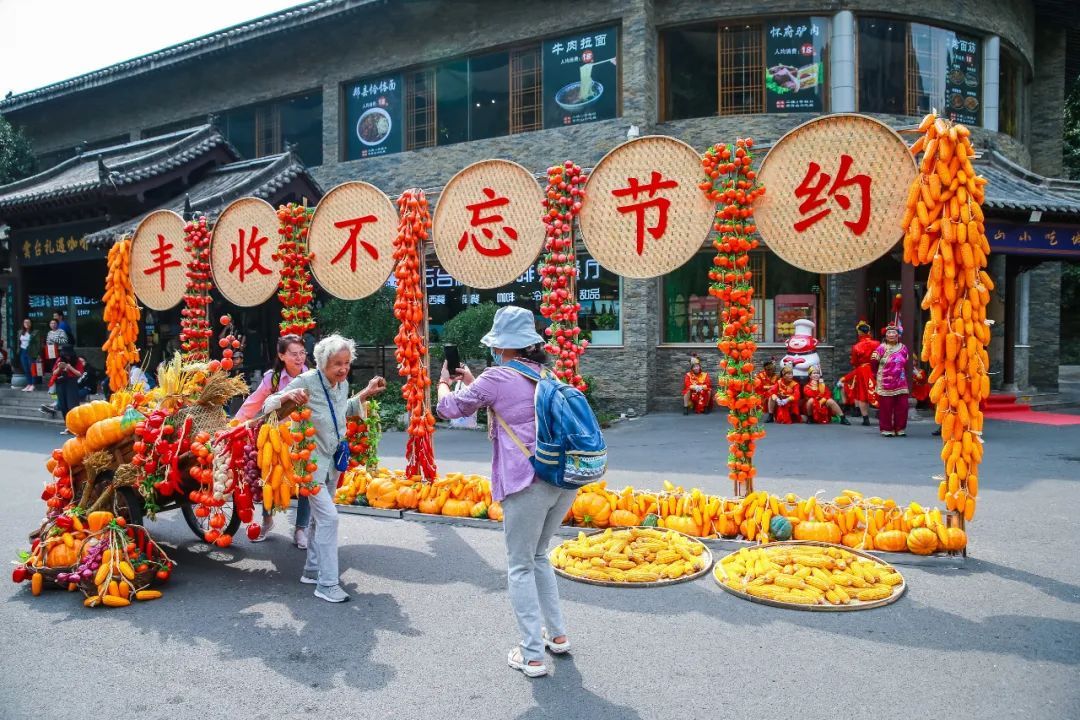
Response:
[542,26,619,128]
[765,17,829,113]
[345,74,404,159]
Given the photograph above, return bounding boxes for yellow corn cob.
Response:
[856,586,893,602]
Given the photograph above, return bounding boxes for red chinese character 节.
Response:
[230,225,272,282]
[143,233,182,291]
[793,154,872,235]
[331,215,379,271]
[612,170,679,255]
[459,188,518,257]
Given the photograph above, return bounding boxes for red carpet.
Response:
[982,408,1080,426]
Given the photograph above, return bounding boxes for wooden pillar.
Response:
[1002,255,1018,391]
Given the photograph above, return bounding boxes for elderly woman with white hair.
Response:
[263,333,386,603]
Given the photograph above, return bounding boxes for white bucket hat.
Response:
[480,306,544,349]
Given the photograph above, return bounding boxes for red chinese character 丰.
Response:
[143,233,181,291]
[612,170,679,255]
[230,225,272,282]
[459,187,518,257]
[331,215,379,271]
[793,154,872,235]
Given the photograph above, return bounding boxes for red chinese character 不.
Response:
[143,233,182,291]
[230,225,272,282]
[793,154,872,235]
[331,215,379,271]
[612,170,679,255]
[459,188,518,257]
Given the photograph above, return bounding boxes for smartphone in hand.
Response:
[443,344,462,376]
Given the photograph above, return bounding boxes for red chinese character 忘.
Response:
[230,225,272,282]
[143,233,182,291]
[331,215,379,271]
[793,154,872,235]
[459,188,518,257]
[612,170,679,255]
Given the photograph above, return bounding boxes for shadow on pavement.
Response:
[517,655,643,720]
[925,557,1080,605]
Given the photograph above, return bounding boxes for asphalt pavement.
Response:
[1,412,1078,720]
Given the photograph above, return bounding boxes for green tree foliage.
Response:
[442,302,499,361]
[316,286,397,347]
[0,115,35,186]
[1065,76,1080,181]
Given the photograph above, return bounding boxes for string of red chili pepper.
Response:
[701,138,766,496]
[393,189,437,481]
[274,203,316,338]
[180,215,212,362]
[540,161,589,391]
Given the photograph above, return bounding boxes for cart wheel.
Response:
[181,496,242,542]
[113,486,145,527]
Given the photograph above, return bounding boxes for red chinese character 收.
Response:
[459,187,518,257]
[143,233,182,291]
[330,215,379,271]
[230,225,272,282]
[793,154,872,235]
[612,170,679,255]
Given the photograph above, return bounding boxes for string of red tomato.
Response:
[274,203,316,338]
[393,189,437,481]
[180,215,212,362]
[701,138,766,497]
[540,161,589,390]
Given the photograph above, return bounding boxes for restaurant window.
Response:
[661,19,829,120]
[999,46,1029,142]
[662,251,825,344]
[406,69,436,151]
[510,46,543,134]
[858,18,981,124]
[220,91,323,165]
[436,59,470,146]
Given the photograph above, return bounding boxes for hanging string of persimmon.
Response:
[394,189,437,481]
[180,216,212,363]
[274,202,316,338]
[701,138,766,497]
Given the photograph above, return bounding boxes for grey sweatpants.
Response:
[501,480,577,662]
[303,458,340,588]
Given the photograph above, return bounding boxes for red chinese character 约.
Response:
[459,188,518,257]
[143,233,182,291]
[331,215,379,271]
[612,170,679,255]
[230,226,272,282]
[793,154,872,235]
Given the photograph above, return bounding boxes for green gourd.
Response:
[642,513,659,528]
[769,515,793,541]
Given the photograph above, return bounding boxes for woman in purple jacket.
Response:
[436,306,575,679]
[871,323,910,437]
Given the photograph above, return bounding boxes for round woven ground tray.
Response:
[551,527,714,588]
[713,540,906,611]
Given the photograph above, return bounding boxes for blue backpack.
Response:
[492,360,608,489]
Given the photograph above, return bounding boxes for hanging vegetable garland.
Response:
[540,161,589,390]
[701,138,766,497]
[346,400,381,471]
[180,216,213,363]
[393,189,437,481]
[274,203,317,337]
[902,113,991,525]
[102,237,140,392]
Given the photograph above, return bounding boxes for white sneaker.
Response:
[299,571,318,585]
[294,527,308,550]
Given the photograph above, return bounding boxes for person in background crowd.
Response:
[771,365,802,424]
[755,359,779,423]
[842,320,878,426]
[53,311,73,344]
[872,323,910,437]
[802,366,850,425]
[46,345,84,434]
[436,306,575,679]
[682,358,713,415]
[129,364,153,391]
[42,354,99,417]
[237,335,312,549]
[262,334,386,603]
[43,318,68,378]
[18,318,41,391]
[0,339,12,378]
[910,360,931,410]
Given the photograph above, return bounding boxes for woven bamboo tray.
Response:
[130,210,187,311]
[550,527,714,589]
[209,197,282,306]
[713,540,906,611]
[309,181,398,300]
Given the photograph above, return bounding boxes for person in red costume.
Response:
[755,359,779,423]
[910,359,931,409]
[842,319,878,426]
[802,366,850,424]
[682,358,713,414]
[771,365,802,424]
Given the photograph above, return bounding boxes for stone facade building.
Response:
[2,0,1078,412]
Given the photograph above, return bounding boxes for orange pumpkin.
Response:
[395,484,420,510]
[609,509,641,527]
[442,498,474,517]
[487,501,503,522]
[571,493,611,528]
[85,416,132,451]
[907,527,939,555]
[841,531,871,549]
[66,400,114,436]
[943,527,967,552]
[873,529,909,553]
[46,543,77,568]
[62,436,88,467]
[664,515,702,537]
[713,512,739,538]
[367,478,398,509]
[418,495,445,515]
[792,520,842,544]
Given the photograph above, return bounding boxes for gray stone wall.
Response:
[1029,25,1067,177]
[1027,261,1061,392]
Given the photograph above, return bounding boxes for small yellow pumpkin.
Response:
[792,520,842,544]
[943,527,968,552]
[873,529,909,552]
[487,501,503,522]
[571,493,611,528]
[609,509,641,527]
[366,478,398,509]
[66,400,114,436]
[907,527,939,555]
[62,436,88,467]
[664,514,703,537]
[85,416,132,451]
[442,498,474,517]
